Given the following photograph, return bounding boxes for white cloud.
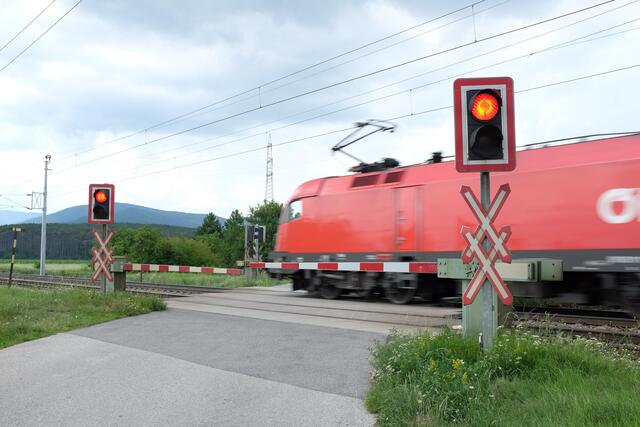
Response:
[0,0,638,218]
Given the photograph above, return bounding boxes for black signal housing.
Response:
[88,184,115,224]
[453,77,516,173]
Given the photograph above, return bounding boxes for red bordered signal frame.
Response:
[88,183,115,225]
[453,77,516,173]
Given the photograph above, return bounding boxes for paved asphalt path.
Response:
[0,302,384,426]
[0,287,459,426]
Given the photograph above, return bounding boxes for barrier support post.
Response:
[248,259,258,280]
[438,259,563,339]
[463,280,510,339]
[110,256,127,291]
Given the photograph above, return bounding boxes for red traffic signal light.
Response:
[94,190,108,204]
[453,77,515,173]
[88,184,115,224]
[470,92,500,121]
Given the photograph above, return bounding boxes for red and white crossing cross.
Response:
[460,184,513,305]
[461,184,512,263]
[461,225,512,305]
[91,229,115,283]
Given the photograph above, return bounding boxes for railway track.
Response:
[508,306,640,345]
[513,306,638,327]
[0,272,219,297]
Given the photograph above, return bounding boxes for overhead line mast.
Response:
[40,155,51,276]
[265,133,274,202]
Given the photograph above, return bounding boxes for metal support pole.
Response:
[101,223,107,295]
[480,172,497,351]
[8,227,21,287]
[39,155,50,276]
[139,237,144,282]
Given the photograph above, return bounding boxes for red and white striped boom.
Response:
[124,263,242,275]
[249,261,437,273]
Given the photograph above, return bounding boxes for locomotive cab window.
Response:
[283,199,303,222]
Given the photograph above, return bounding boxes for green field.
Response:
[0,259,88,264]
[367,329,640,426]
[0,259,89,274]
[132,271,286,288]
[0,259,286,288]
[0,287,166,349]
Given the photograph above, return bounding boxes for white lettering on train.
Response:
[597,188,640,224]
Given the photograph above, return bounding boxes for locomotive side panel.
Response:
[278,188,395,254]
[423,159,640,270]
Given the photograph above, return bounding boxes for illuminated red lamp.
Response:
[95,190,108,203]
[471,92,500,121]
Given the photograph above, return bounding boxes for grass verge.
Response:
[0,286,166,349]
[134,271,286,288]
[367,329,640,426]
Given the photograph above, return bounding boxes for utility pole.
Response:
[39,155,51,276]
[265,133,273,202]
[8,227,22,287]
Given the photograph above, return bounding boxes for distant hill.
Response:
[15,203,224,228]
[0,210,39,225]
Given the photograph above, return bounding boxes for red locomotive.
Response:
[269,134,640,308]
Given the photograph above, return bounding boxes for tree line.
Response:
[0,223,192,260]
[111,200,282,267]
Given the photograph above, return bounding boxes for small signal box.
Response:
[88,183,115,224]
[453,77,515,172]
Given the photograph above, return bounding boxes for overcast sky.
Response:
[0,0,638,218]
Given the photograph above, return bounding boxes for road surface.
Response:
[0,286,460,426]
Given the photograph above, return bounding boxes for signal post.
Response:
[244,223,266,279]
[434,77,563,349]
[453,77,515,351]
[88,183,116,294]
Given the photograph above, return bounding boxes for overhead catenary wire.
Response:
[137,0,512,134]
[44,0,619,176]
[0,194,31,211]
[521,132,640,147]
[3,0,636,199]
[0,0,56,54]
[48,62,640,199]
[132,62,640,174]
[93,0,640,168]
[98,0,617,145]
[128,11,640,173]
[48,9,640,179]
[0,0,83,74]
[3,17,626,200]
[52,0,489,161]
[2,3,635,196]
[518,63,640,92]
[392,131,640,164]
[139,1,491,133]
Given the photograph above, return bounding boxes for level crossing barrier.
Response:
[249,261,437,273]
[123,263,242,275]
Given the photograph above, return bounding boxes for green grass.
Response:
[0,286,166,349]
[0,259,89,265]
[134,271,287,288]
[0,259,90,274]
[366,330,640,426]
